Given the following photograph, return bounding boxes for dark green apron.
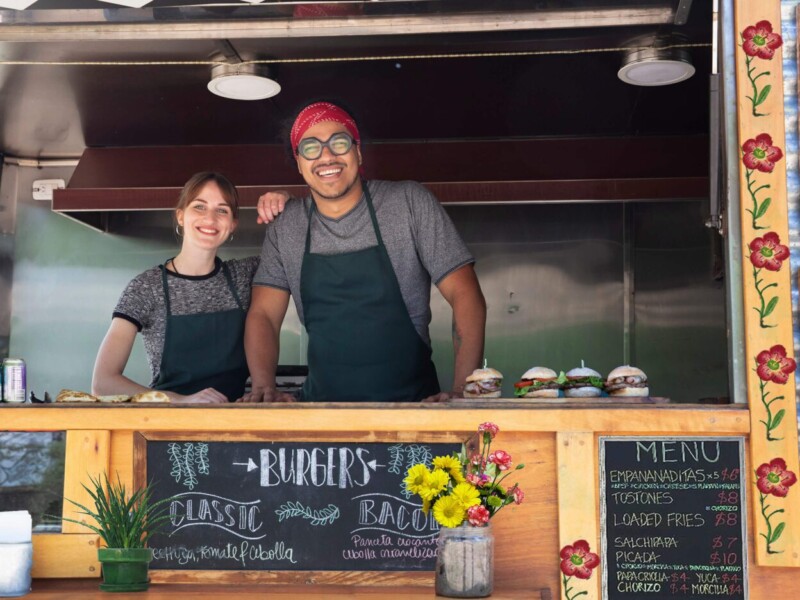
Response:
[153,261,249,402]
[300,182,440,402]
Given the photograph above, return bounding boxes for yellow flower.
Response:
[422,498,432,515]
[433,495,466,528]
[418,468,450,501]
[433,455,465,484]
[404,464,431,495]
[451,482,481,509]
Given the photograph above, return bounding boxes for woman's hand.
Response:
[256,191,291,224]
[172,388,229,404]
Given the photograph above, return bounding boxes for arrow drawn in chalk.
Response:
[233,458,258,472]
[367,460,385,471]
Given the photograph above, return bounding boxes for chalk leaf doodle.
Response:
[742,134,783,231]
[560,539,599,600]
[755,457,797,554]
[748,232,789,329]
[755,345,797,441]
[275,501,340,526]
[168,442,211,490]
[388,444,433,498]
[741,21,783,116]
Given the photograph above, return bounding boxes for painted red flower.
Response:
[742,21,783,60]
[488,450,513,471]
[756,345,797,384]
[466,504,491,526]
[478,422,500,439]
[756,458,797,497]
[509,485,525,505]
[560,540,600,580]
[749,232,790,271]
[742,133,783,173]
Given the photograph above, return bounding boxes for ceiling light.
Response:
[618,47,695,86]
[98,0,153,7]
[207,63,280,101]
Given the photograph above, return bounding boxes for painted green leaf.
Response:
[755,84,772,106]
[770,521,786,543]
[755,198,772,218]
[764,297,779,318]
[771,409,786,430]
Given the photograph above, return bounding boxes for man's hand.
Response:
[171,388,229,404]
[256,191,290,224]
[421,391,456,403]
[237,386,296,403]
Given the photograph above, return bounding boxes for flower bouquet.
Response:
[404,423,524,598]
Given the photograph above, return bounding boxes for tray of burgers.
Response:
[52,389,170,405]
[458,363,667,403]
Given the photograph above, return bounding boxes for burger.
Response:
[514,367,560,398]
[605,365,649,397]
[563,366,604,398]
[463,368,503,398]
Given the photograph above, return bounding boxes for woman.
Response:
[92,172,278,403]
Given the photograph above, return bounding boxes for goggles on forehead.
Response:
[296,132,356,160]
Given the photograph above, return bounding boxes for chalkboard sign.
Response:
[600,437,747,600]
[145,440,458,571]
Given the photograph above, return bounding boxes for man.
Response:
[241,101,485,402]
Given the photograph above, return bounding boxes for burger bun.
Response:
[606,365,647,381]
[520,366,558,380]
[565,366,602,379]
[608,386,650,398]
[466,367,503,383]
[564,386,602,398]
[525,388,559,398]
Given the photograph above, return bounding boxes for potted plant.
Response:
[62,473,173,592]
[405,422,526,598]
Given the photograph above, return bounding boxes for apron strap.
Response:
[305,180,383,252]
[159,263,173,316]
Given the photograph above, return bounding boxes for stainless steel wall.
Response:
[8,167,727,403]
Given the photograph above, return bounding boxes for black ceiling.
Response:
[0,0,711,155]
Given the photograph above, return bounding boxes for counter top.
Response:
[28,580,549,599]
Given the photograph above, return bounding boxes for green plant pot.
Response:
[97,548,152,592]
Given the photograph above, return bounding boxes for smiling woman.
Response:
[91,172,270,404]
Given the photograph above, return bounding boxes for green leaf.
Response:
[486,495,503,508]
[770,522,786,543]
[755,197,771,218]
[556,371,568,385]
[755,84,772,106]
[764,297,779,318]
[771,409,786,430]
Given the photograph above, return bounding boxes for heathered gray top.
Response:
[254,180,474,346]
[113,256,259,386]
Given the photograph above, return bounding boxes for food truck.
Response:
[0,0,798,598]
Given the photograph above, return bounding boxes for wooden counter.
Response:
[1,403,794,598]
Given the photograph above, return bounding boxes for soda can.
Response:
[2,358,26,403]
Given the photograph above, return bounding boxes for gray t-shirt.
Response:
[254,180,474,346]
[113,256,259,386]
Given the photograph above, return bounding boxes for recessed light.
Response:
[207,63,281,101]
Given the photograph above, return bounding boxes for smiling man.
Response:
[240,101,486,403]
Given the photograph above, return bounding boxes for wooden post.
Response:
[61,430,111,534]
[733,0,800,566]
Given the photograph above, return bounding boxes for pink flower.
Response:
[560,540,600,580]
[466,473,490,487]
[742,133,783,173]
[509,485,525,505]
[756,345,797,384]
[756,458,798,497]
[478,422,500,439]
[488,450,512,471]
[742,21,783,60]
[749,232,790,271]
[469,454,486,468]
[466,504,491,526]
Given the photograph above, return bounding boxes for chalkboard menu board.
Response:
[145,440,457,571]
[600,437,747,600]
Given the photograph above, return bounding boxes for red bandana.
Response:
[290,102,360,151]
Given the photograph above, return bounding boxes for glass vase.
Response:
[435,523,494,598]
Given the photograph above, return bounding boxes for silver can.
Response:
[2,358,26,403]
